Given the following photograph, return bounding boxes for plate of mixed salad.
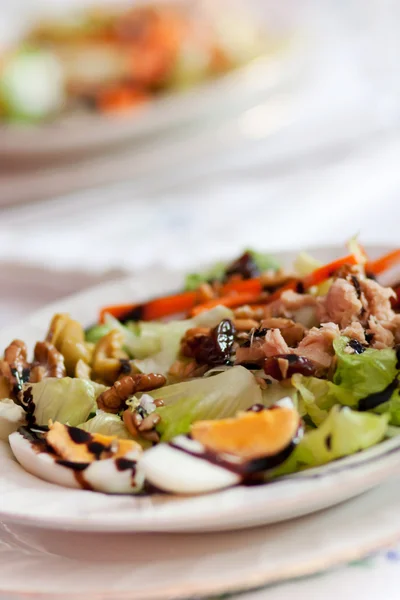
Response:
[0,1,291,158]
[1,242,400,532]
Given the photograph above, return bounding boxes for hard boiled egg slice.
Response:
[9,422,144,494]
[140,435,241,495]
[140,404,302,495]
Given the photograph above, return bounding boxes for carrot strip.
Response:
[144,292,198,320]
[366,249,400,276]
[99,279,265,323]
[99,303,141,323]
[100,253,366,323]
[221,278,262,295]
[190,292,264,317]
[302,254,359,289]
[96,87,149,113]
[99,291,198,323]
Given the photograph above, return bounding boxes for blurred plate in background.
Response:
[0,52,298,162]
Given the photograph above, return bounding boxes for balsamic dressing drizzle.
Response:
[358,376,400,412]
[348,339,366,354]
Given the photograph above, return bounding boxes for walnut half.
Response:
[97,373,166,413]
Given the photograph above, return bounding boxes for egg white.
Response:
[139,436,240,494]
[9,431,143,494]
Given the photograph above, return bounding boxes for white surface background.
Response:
[0,1,400,597]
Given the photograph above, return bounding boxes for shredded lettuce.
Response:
[332,337,400,424]
[292,373,355,426]
[246,249,280,273]
[274,405,388,475]
[333,337,397,399]
[78,412,133,439]
[27,377,98,427]
[184,263,227,291]
[104,314,162,359]
[85,324,111,344]
[146,366,262,441]
[85,306,233,377]
[261,380,298,408]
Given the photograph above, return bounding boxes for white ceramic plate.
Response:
[0,53,294,161]
[0,245,399,534]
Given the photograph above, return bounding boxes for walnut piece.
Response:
[30,342,66,382]
[97,373,166,413]
[0,339,29,398]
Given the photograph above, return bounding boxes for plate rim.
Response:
[0,243,398,534]
[0,50,294,158]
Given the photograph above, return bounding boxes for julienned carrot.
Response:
[99,279,263,323]
[144,291,199,321]
[99,291,199,323]
[221,278,262,295]
[190,292,264,317]
[100,251,374,323]
[96,87,149,113]
[99,303,141,323]
[302,254,359,289]
[366,249,400,276]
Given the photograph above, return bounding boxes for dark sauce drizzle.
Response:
[348,339,366,354]
[19,386,36,426]
[169,423,303,480]
[358,376,399,412]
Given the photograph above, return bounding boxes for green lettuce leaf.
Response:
[274,405,388,475]
[184,250,279,290]
[85,324,111,344]
[148,366,262,441]
[78,412,133,439]
[246,249,280,272]
[332,337,400,424]
[0,48,65,122]
[104,314,162,359]
[184,262,228,290]
[369,388,400,426]
[27,377,98,427]
[333,337,397,399]
[292,373,355,426]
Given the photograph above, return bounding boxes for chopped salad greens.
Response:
[4,244,400,496]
